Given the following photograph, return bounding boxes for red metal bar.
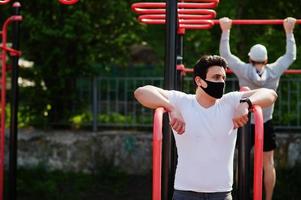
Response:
[212,19,301,25]
[138,10,216,20]
[176,66,301,75]
[58,0,79,5]
[132,1,219,14]
[179,23,213,29]
[253,105,264,200]
[238,87,263,200]
[0,14,22,200]
[153,107,165,200]
[0,46,21,57]
[132,2,301,29]
[139,18,214,29]
[137,17,301,27]
[0,0,10,5]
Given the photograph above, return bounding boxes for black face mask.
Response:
[200,79,225,99]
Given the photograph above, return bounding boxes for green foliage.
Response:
[1,0,148,128]
[98,112,134,124]
[1,0,301,128]
[69,111,92,129]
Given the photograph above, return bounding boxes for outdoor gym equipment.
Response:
[0,0,10,5]
[0,3,22,200]
[0,0,79,5]
[131,1,301,200]
[59,0,79,5]
[0,1,78,200]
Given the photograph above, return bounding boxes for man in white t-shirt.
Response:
[134,55,277,200]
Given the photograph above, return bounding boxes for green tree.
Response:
[2,0,146,127]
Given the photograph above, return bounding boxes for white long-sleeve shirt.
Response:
[220,31,296,123]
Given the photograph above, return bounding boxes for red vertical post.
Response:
[8,3,22,200]
[0,19,8,200]
[253,106,264,200]
[0,11,22,200]
[153,108,165,200]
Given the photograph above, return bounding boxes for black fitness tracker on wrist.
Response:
[240,97,253,109]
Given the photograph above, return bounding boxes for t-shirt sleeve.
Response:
[223,91,244,109]
[165,90,187,109]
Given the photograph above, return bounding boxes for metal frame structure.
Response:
[0,3,22,200]
[0,1,77,200]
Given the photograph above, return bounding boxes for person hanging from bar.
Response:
[134,55,277,200]
[219,17,297,200]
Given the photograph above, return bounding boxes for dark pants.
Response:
[173,190,232,200]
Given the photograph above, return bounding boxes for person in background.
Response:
[219,17,296,200]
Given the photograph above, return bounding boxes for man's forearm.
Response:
[134,85,174,111]
[248,88,278,108]
[286,33,297,60]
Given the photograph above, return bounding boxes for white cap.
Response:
[248,44,268,62]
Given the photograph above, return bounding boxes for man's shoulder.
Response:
[222,91,243,102]
[168,90,194,99]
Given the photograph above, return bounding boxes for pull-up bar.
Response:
[177,65,301,75]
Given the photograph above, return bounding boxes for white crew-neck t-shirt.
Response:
[167,90,243,193]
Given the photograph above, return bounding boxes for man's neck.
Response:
[195,88,216,108]
[255,65,265,73]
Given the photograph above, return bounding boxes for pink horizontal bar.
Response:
[138,12,216,21]
[179,24,213,29]
[133,8,216,15]
[132,2,219,14]
[137,17,301,29]
[212,19,301,25]
[178,67,301,75]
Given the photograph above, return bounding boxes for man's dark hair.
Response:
[193,55,228,83]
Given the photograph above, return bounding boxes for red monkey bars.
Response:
[132,0,219,30]
[132,1,301,30]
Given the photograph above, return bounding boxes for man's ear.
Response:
[195,76,207,88]
[264,59,268,65]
